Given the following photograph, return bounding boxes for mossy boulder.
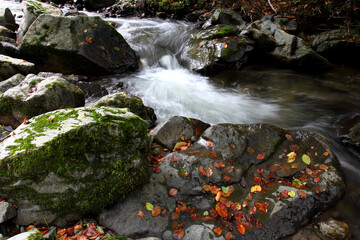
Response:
[181,25,253,75]
[251,17,331,72]
[17,0,63,43]
[202,9,245,29]
[20,14,139,75]
[91,93,156,127]
[311,29,360,66]
[0,73,25,94]
[0,106,149,226]
[0,74,85,128]
[100,122,345,239]
[0,54,35,81]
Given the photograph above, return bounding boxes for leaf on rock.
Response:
[209,151,218,158]
[173,228,184,239]
[291,163,299,169]
[314,177,320,183]
[180,134,185,141]
[222,186,229,193]
[297,190,307,199]
[284,166,291,172]
[169,188,178,196]
[289,145,300,151]
[137,210,145,217]
[174,141,187,151]
[246,146,255,154]
[323,152,329,156]
[213,227,222,235]
[256,153,265,160]
[170,156,178,162]
[238,224,245,234]
[225,232,233,240]
[171,212,180,220]
[224,165,234,174]
[251,185,262,193]
[224,176,231,181]
[146,202,154,211]
[319,164,328,170]
[215,203,228,217]
[206,140,214,147]
[286,152,297,163]
[302,154,311,165]
[199,167,207,176]
[285,134,294,142]
[230,143,236,149]
[191,213,200,221]
[206,167,213,177]
[288,191,296,198]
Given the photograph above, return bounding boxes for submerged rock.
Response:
[20,14,139,75]
[0,74,85,128]
[100,122,345,239]
[0,107,149,226]
[0,54,35,81]
[92,93,157,127]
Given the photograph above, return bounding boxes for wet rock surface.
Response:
[0,54,35,81]
[100,122,345,239]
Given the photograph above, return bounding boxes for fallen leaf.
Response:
[224,176,231,181]
[206,167,213,177]
[146,202,154,211]
[319,164,328,170]
[202,216,215,222]
[230,143,236,149]
[86,37,92,43]
[199,167,207,176]
[302,154,311,165]
[297,190,307,199]
[213,162,220,168]
[257,168,264,175]
[231,202,242,210]
[251,185,262,193]
[206,140,214,147]
[209,151,218,158]
[180,135,185,141]
[288,191,296,197]
[224,166,234,174]
[257,153,265,160]
[225,232,233,240]
[286,152,297,163]
[23,117,28,125]
[171,212,180,220]
[285,134,294,142]
[172,221,179,229]
[199,153,205,157]
[215,192,222,201]
[238,224,245,234]
[223,43,228,49]
[169,188,178,196]
[289,145,300,151]
[170,156,178,162]
[215,202,228,217]
[137,210,145,217]
[246,192,252,201]
[57,229,66,236]
[162,208,169,215]
[173,228,184,239]
[222,186,229,193]
[291,163,299,169]
[249,207,256,214]
[174,141,187,150]
[314,177,320,183]
[219,162,225,167]
[281,190,289,198]
[254,201,269,213]
[213,227,222,235]
[323,152,329,156]
[284,166,291,172]
[247,147,255,154]
[242,201,248,208]
[191,213,200,220]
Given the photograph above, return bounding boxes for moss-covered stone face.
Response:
[0,107,149,225]
[0,74,85,128]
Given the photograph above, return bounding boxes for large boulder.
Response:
[181,25,253,75]
[20,14,139,75]
[100,122,345,239]
[202,9,246,29]
[247,17,331,72]
[84,0,116,10]
[0,107,149,226]
[92,93,157,127]
[311,29,360,66]
[0,74,85,128]
[0,54,35,81]
[17,0,63,43]
[0,8,17,32]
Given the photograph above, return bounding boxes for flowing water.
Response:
[2,0,360,237]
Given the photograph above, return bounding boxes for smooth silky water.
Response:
[2,0,360,237]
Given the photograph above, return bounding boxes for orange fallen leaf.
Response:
[86,37,93,43]
[257,153,265,160]
[314,177,320,183]
[76,236,86,240]
[285,134,294,142]
[297,190,307,199]
[57,229,66,236]
[215,202,228,217]
[173,228,185,239]
[137,210,145,217]
[229,143,236,149]
[251,185,262,193]
[224,176,231,181]
[199,166,207,176]
[213,227,222,235]
[319,164,328,170]
[238,224,245,234]
[223,43,228,48]
[152,206,161,217]
[323,152,329,156]
[209,151,218,158]
[169,188,178,196]
[26,225,36,231]
[225,232,233,240]
[215,192,222,201]
[206,140,214,147]
[172,221,179,229]
[191,213,200,220]
[23,117,28,125]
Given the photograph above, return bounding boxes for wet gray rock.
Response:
[337,115,360,150]
[0,201,17,223]
[202,9,245,29]
[0,26,15,39]
[0,8,17,32]
[92,93,156,127]
[0,74,25,93]
[248,17,331,72]
[0,74,85,127]
[150,116,210,149]
[311,29,360,66]
[20,14,139,75]
[181,25,253,75]
[0,54,35,81]
[0,42,21,58]
[100,122,345,239]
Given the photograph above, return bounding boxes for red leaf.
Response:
[199,166,207,176]
[281,190,289,198]
[206,140,214,147]
[202,216,215,222]
[170,156,178,162]
[171,212,180,220]
[215,202,228,217]
[224,176,231,181]
[213,162,220,168]
[224,166,234,174]
[210,208,219,218]
[246,192,252,201]
[256,153,265,160]
[213,228,222,236]
[191,213,200,221]
[152,206,161,217]
[173,228,184,239]
[254,201,269,213]
[137,210,145,217]
[249,207,256,214]
[169,188,178,196]
[256,168,264,175]
[314,177,320,183]
[238,224,245,234]
[186,206,195,213]
[253,176,261,185]
[284,166,291,172]
[209,151,218,158]
[285,134,294,142]
[225,232,233,240]
[289,145,300,151]
[219,162,225,167]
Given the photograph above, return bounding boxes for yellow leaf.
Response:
[180,134,185,141]
[173,141,187,150]
[251,185,262,193]
[286,152,297,163]
[146,202,154,211]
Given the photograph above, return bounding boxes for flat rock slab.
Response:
[0,54,35,81]
[100,122,345,240]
